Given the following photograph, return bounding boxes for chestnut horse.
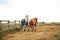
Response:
[29,17,38,31]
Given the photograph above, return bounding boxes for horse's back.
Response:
[21,19,28,26]
[29,18,37,23]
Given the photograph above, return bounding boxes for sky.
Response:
[0,0,60,22]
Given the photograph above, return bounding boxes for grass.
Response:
[0,23,60,40]
[0,27,21,40]
[36,38,47,40]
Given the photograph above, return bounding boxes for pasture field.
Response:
[0,23,60,40]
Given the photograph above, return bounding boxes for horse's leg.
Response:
[28,25,31,31]
[31,25,34,31]
[27,25,31,31]
[34,24,36,31]
[23,25,26,31]
[32,26,36,31]
[34,26,36,31]
[33,26,36,31]
[30,24,35,31]
[27,23,30,31]
[35,23,36,27]
[27,24,30,31]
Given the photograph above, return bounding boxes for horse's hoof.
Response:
[28,29,30,31]
[24,29,26,31]
[34,29,36,31]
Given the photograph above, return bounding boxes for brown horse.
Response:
[29,17,38,31]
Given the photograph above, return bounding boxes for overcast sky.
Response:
[0,0,60,22]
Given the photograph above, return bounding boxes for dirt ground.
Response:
[2,24,60,40]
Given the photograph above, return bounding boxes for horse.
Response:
[29,17,38,31]
[21,19,28,31]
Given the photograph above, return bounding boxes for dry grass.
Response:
[0,23,60,40]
